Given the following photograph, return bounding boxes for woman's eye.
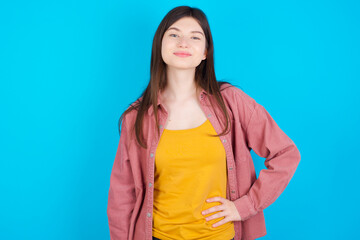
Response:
[169,34,200,40]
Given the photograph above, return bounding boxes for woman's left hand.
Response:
[201,196,242,228]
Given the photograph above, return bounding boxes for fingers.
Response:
[202,204,225,216]
[204,210,230,228]
[205,212,225,222]
[201,197,236,227]
[206,196,226,203]
[211,217,229,228]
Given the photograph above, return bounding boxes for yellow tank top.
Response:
[152,119,235,240]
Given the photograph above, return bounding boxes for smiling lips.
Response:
[174,51,192,57]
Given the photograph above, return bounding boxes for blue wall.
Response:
[1,0,359,239]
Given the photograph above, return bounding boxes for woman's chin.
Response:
[166,62,201,70]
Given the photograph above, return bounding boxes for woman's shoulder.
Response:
[219,82,258,113]
[119,97,140,129]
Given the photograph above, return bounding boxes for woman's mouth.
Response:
[174,52,192,57]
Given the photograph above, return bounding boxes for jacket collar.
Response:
[147,88,208,116]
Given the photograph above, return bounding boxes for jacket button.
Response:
[229,167,233,170]
[159,124,163,129]
[222,139,226,143]
[207,114,212,117]
[147,213,151,217]
[149,182,152,187]
[150,153,154,157]
[231,190,235,193]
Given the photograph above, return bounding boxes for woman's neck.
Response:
[163,67,198,102]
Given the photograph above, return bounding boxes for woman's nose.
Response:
[177,36,189,47]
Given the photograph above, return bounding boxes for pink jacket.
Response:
[107,83,301,240]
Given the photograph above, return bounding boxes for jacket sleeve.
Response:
[107,116,136,239]
[233,103,301,221]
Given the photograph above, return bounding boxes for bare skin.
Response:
[160,87,207,130]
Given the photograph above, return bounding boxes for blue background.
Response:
[1,0,359,239]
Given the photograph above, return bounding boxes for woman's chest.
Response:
[162,100,208,130]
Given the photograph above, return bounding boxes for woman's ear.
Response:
[203,49,207,60]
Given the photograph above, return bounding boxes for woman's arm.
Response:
[233,103,301,221]
[107,116,136,239]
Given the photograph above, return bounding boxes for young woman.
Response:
[107,6,301,240]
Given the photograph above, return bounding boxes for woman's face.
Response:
[161,17,207,70]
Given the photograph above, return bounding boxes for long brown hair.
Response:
[118,6,234,149]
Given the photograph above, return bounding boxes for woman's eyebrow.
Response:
[167,27,204,36]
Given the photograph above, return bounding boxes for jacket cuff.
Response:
[233,194,258,221]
